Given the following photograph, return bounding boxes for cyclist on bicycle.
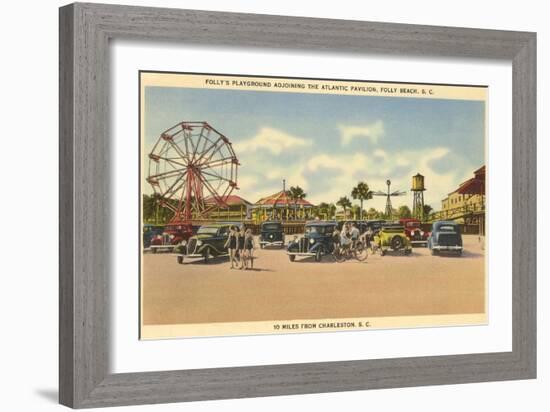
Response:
[340,222,352,252]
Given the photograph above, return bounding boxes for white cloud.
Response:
[298,147,467,211]
[233,127,312,155]
[233,125,473,213]
[338,120,385,146]
[236,143,472,210]
[236,175,258,190]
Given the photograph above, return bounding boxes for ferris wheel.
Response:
[147,121,239,224]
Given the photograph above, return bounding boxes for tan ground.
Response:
[142,235,485,325]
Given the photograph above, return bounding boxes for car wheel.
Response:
[289,255,296,262]
[431,249,439,256]
[315,248,322,262]
[381,249,386,256]
[391,235,404,250]
[203,248,210,263]
[177,255,184,264]
[456,250,463,256]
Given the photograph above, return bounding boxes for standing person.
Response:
[224,226,238,269]
[237,226,246,269]
[364,226,374,250]
[340,223,352,251]
[244,228,255,270]
[350,222,360,249]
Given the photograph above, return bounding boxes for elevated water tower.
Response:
[411,173,426,221]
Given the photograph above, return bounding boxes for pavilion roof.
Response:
[254,190,314,208]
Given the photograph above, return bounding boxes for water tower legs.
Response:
[412,190,424,221]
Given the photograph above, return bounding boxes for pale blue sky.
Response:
[143,84,485,211]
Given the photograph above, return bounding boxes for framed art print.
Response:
[59,3,536,408]
[138,71,488,340]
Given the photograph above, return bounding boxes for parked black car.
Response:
[259,220,284,249]
[175,222,242,264]
[427,220,463,256]
[287,221,338,262]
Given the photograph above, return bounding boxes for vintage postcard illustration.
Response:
[140,71,487,339]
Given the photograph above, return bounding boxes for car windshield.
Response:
[306,225,332,234]
[438,225,457,232]
[262,224,281,231]
[197,226,221,235]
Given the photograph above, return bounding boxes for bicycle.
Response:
[332,239,368,263]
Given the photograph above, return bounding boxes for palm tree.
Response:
[336,196,352,219]
[367,207,379,219]
[352,205,361,220]
[288,186,306,220]
[423,204,433,219]
[397,205,412,218]
[329,203,337,219]
[150,193,165,223]
[318,202,329,219]
[351,181,373,221]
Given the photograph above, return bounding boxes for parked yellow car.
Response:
[372,224,412,256]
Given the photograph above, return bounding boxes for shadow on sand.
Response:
[376,250,413,257]
[234,267,275,272]
[289,255,341,264]
[434,250,484,259]
[180,255,229,265]
[180,255,275,271]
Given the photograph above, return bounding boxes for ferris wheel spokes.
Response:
[147,121,239,224]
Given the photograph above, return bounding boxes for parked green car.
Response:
[175,222,242,264]
[372,224,412,256]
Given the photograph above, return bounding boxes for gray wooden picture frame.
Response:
[59,2,536,408]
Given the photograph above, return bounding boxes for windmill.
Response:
[373,179,406,220]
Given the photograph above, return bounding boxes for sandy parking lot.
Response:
[142,235,485,327]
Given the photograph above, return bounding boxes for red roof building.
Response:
[254,190,314,208]
[440,165,485,226]
[253,190,315,221]
[456,165,485,195]
[205,194,251,208]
